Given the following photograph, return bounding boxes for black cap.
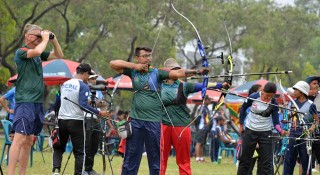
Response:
[77,63,94,75]
[305,76,320,84]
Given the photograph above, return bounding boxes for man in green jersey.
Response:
[110,47,208,175]
[9,24,64,175]
[159,58,228,175]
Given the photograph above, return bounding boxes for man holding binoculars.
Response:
[9,23,64,175]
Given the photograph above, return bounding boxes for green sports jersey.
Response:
[123,68,169,122]
[161,80,197,126]
[14,45,50,103]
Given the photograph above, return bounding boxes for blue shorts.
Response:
[13,103,45,135]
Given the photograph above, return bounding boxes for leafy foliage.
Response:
[1,0,320,104]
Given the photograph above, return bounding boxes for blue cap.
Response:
[305,76,320,84]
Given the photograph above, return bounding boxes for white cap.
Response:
[293,81,310,96]
[89,74,98,79]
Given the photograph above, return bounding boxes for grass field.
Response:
[1,149,319,175]
[0,139,319,175]
[0,150,238,175]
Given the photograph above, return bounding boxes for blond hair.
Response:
[23,24,42,34]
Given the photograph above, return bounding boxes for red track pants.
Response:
[160,124,192,175]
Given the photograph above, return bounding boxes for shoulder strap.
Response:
[133,68,159,93]
[250,98,276,117]
[175,82,187,105]
[148,68,160,92]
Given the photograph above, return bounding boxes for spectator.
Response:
[0,87,16,122]
[195,95,213,162]
[305,76,320,172]
[216,116,237,147]
[84,72,106,175]
[52,63,110,175]
[9,23,64,175]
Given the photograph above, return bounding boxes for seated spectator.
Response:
[116,110,130,157]
[216,116,237,148]
[0,87,16,122]
[0,87,16,140]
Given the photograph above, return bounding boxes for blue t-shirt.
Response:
[4,87,16,121]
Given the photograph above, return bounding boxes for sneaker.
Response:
[52,168,60,175]
[4,155,7,164]
[88,170,100,175]
[196,159,205,163]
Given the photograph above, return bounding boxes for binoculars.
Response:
[49,33,55,39]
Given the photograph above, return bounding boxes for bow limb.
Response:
[170,2,208,97]
[170,3,208,91]
[171,2,209,138]
[223,10,234,86]
[220,56,240,137]
[109,74,123,109]
[219,11,239,137]
[170,3,203,44]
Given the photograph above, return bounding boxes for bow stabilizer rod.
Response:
[189,70,293,79]
[210,89,307,115]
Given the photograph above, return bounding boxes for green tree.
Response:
[1,0,320,104]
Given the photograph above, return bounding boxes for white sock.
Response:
[196,157,200,161]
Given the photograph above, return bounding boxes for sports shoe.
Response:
[84,170,100,175]
[52,168,60,175]
[196,159,206,163]
[4,155,7,164]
